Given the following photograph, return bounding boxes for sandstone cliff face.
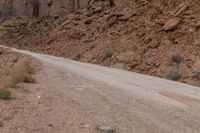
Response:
[1,0,89,17]
[0,0,12,18]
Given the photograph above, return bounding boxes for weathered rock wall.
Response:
[0,0,12,18]
[0,0,89,17]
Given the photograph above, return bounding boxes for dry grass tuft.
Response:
[0,121,3,127]
[0,88,11,100]
[12,59,36,83]
[0,76,18,89]
[0,58,35,100]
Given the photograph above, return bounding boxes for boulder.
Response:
[83,17,93,25]
[115,9,136,21]
[116,51,139,62]
[110,63,124,69]
[163,17,181,31]
[107,15,117,27]
[94,6,103,14]
[194,39,200,47]
[148,39,159,48]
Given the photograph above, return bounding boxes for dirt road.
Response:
[1,45,200,133]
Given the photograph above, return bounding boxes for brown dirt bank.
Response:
[0,0,200,86]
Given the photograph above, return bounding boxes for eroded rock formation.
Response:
[0,0,89,17]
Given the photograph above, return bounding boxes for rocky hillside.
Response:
[0,0,200,86]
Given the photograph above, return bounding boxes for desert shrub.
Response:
[15,59,35,74]
[22,75,36,83]
[0,76,17,88]
[12,59,35,83]
[71,53,80,61]
[0,59,35,100]
[169,52,182,64]
[0,121,3,127]
[191,72,200,78]
[99,48,113,61]
[166,67,182,81]
[0,88,11,100]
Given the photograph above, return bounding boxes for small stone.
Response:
[194,39,200,47]
[79,122,89,128]
[148,39,159,48]
[94,6,103,14]
[48,123,53,127]
[163,17,181,31]
[143,37,152,44]
[144,52,154,59]
[85,10,94,17]
[116,10,136,21]
[116,51,135,62]
[137,31,145,37]
[107,16,117,27]
[89,44,95,50]
[110,63,124,69]
[97,124,115,133]
[61,20,70,26]
[12,57,18,63]
[192,58,200,73]
[109,0,115,7]
[83,17,93,25]
[196,21,200,30]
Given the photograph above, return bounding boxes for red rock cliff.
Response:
[1,0,89,17]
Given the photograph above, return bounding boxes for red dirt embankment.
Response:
[0,0,200,86]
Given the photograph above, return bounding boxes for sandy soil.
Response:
[0,45,200,133]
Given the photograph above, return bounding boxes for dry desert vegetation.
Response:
[0,48,37,129]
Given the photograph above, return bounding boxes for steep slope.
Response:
[0,0,200,86]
